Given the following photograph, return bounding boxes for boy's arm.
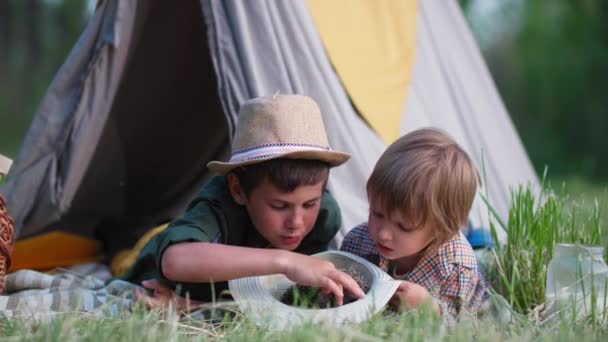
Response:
[435,265,488,321]
[390,281,441,315]
[161,242,365,305]
[391,265,487,322]
[161,242,289,281]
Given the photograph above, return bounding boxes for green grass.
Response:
[0,305,607,341]
[1,176,607,340]
[484,180,605,316]
[554,176,608,233]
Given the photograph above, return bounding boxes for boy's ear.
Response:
[227,173,247,205]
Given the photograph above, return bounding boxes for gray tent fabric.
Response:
[201,0,387,247]
[1,0,229,254]
[0,0,128,236]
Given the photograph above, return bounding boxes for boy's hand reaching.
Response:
[389,280,441,314]
[280,252,366,306]
[135,279,202,312]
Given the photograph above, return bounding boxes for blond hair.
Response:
[367,128,479,245]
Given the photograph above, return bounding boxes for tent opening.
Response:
[48,0,229,260]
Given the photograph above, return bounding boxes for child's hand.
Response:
[135,279,202,312]
[281,253,366,306]
[389,280,441,314]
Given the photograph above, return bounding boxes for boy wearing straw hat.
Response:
[123,95,364,308]
[341,128,488,322]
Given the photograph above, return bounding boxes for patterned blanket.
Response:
[0,263,139,319]
[0,262,514,324]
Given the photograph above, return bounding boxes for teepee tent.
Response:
[0,0,537,271]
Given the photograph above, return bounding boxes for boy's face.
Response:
[366,201,435,261]
[228,174,324,250]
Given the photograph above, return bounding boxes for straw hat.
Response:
[228,251,401,330]
[207,95,351,174]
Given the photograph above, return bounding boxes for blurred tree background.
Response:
[460,0,608,183]
[0,0,91,155]
[0,0,607,185]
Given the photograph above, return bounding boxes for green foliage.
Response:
[466,0,608,181]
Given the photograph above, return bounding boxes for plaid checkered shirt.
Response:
[340,223,489,322]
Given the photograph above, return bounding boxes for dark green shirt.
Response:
[120,176,342,301]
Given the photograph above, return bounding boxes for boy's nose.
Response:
[377,225,392,241]
[289,209,305,230]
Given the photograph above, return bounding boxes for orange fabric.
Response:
[306,0,418,143]
[9,231,102,272]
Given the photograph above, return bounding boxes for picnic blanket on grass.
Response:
[0,263,138,319]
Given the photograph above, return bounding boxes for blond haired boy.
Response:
[341,128,488,321]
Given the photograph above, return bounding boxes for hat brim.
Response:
[207,150,351,174]
[228,251,400,330]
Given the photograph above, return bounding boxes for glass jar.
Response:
[545,243,608,319]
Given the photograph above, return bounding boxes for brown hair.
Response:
[231,158,329,196]
[367,128,479,245]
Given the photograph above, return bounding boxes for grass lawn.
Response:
[1,176,607,341]
[0,303,606,341]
